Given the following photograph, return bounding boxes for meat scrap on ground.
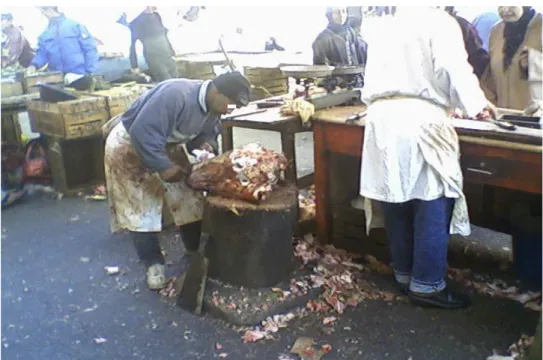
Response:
[241,235,398,343]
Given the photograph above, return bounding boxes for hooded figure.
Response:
[312,7,367,68]
[482,6,542,110]
[1,13,35,68]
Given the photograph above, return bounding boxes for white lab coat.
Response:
[358,7,488,237]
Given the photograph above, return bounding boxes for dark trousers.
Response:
[131,221,202,266]
[144,52,177,82]
[142,35,178,82]
[380,197,454,293]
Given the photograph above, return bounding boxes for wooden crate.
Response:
[244,67,289,100]
[1,80,24,98]
[1,110,23,145]
[177,61,217,80]
[91,86,147,117]
[27,96,109,139]
[44,135,105,196]
[23,72,64,94]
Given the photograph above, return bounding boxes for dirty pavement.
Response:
[1,129,540,360]
[1,191,539,360]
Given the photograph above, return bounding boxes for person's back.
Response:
[363,7,485,116]
[32,8,98,75]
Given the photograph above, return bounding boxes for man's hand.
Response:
[159,164,190,183]
[199,142,215,154]
[25,65,36,74]
[476,102,498,121]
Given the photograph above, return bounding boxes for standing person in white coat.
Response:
[359,7,496,309]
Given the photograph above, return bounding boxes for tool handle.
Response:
[493,120,517,131]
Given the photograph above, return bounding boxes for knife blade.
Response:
[346,110,367,124]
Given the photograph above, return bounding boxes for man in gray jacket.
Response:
[104,72,251,290]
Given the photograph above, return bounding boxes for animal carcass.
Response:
[188,143,288,203]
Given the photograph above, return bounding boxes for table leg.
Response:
[313,122,332,245]
[280,132,298,185]
[221,126,234,152]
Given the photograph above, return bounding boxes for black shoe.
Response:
[408,287,471,309]
[397,283,409,296]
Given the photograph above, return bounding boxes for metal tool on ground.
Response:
[176,232,210,315]
[346,110,367,124]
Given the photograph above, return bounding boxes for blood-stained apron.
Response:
[104,118,204,233]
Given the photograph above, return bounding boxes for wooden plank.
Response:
[23,72,64,91]
[460,141,542,194]
[26,97,107,115]
[323,122,364,156]
[313,121,334,244]
[1,81,24,98]
[2,93,39,108]
[1,111,22,145]
[244,67,283,76]
[45,135,105,194]
[247,78,288,89]
[28,109,108,138]
[313,105,367,125]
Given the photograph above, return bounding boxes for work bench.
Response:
[311,105,542,245]
[221,104,314,189]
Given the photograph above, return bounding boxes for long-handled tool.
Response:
[218,35,236,72]
[177,231,210,315]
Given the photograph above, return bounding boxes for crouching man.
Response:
[103,72,251,289]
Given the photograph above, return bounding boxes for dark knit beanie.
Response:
[211,71,251,107]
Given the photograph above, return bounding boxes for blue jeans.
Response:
[380,197,454,294]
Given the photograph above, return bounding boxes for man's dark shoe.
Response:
[408,287,471,309]
[397,283,409,295]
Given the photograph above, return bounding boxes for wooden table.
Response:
[312,105,543,244]
[221,103,314,189]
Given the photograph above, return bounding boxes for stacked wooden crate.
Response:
[27,96,108,139]
[43,135,105,196]
[26,96,109,195]
[91,85,147,117]
[1,79,24,98]
[176,59,217,81]
[244,67,289,101]
[22,72,64,94]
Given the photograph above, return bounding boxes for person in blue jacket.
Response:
[27,6,99,90]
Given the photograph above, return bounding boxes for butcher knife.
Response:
[491,119,517,131]
[346,110,367,124]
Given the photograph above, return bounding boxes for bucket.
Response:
[510,201,542,290]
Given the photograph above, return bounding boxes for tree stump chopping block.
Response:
[203,182,298,289]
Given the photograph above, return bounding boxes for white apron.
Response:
[359,98,471,237]
[104,120,204,233]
